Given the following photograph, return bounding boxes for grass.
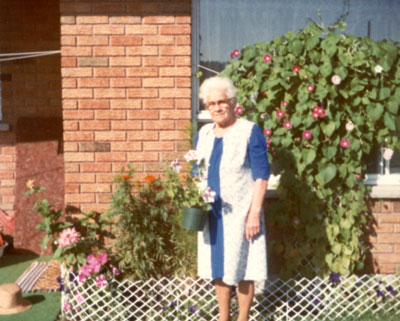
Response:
[0,253,61,321]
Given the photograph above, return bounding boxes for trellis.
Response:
[61,274,399,321]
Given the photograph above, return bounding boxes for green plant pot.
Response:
[182,207,208,231]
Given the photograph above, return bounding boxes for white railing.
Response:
[61,274,400,321]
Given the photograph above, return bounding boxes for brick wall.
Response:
[0,0,61,217]
[60,0,192,213]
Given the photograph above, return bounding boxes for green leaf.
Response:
[378,87,391,101]
[384,112,396,130]
[41,234,51,250]
[387,97,399,114]
[367,103,384,122]
[316,164,337,186]
[302,149,316,165]
[305,36,319,51]
[332,243,341,255]
[321,122,336,137]
[322,146,337,160]
[291,39,304,56]
[53,247,62,259]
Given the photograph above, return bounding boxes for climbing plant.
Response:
[221,22,400,279]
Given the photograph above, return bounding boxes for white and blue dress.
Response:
[195,118,270,286]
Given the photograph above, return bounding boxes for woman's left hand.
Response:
[245,210,261,241]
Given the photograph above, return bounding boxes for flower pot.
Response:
[0,242,8,258]
[182,207,208,231]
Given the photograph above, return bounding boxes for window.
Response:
[191,0,400,196]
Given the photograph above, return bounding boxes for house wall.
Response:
[60,0,192,213]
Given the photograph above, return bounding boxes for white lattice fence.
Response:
[61,274,400,321]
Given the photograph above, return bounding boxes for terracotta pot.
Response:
[182,207,208,231]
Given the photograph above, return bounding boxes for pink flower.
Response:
[276,109,285,119]
[235,106,243,115]
[267,139,271,148]
[293,218,300,226]
[202,187,216,203]
[263,53,271,63]
[111,265,121,276]
[293,65,301,73]
[331,75,342,85]
[317,107,326,118]
[58,227,80,249]
[79,264,94,279]
[184,150,197,162]
[262,91,267,97]
[75,291,84,304]
[346,121,355,132]
[281,101,288,108]
[294,137,301,142]
[383,148,394,161]
[355,174,361,180]
[231,49,240,58]
[264,129,272,136]
[302,130,312,140]
[283,121,292,129]
[306,84,314,92]
[170,160,181,173]
[96,275,108,288]
[312,111,319,119]
[63,301,71,311]
[340,139,350,149]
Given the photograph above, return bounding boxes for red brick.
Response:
[128,131,159,141]
[76,16,109,24]
[144,99,174,110]
[395,245,400,253]
[63,89,93,99]
[127,152,159,162]
[109,16,141,24]
[64,142,79,152]
[128,89,158,98]
[94,47,125,57]
[95,132,126,141]
[110,78,141,88]
[65,163,80,173]
[382,201,392,213]
[61,25,92,35]
[375,224,394,233]
[370,244,394,253]
[1,180,15,187]
[64,121,79,131]
[393,201,400,212]
[62,78,77,88]
[93,25,124,35]
[77,36,109,46]
[126,46,158,56]
[78,57,108,67]
[176,99,191,109]
[176,78,191,88]
[380,213,400,223]
[128,110,159,120]
[176,57,191,66]
[96,173,115,183]
[160,88,192,98]
[81,163,112,173]
[81,204,109,213]
[377,264,395,274]
[65,194,95,203]
[61,57,77,67]
[2,195,15,203]
[143,141,174,151]
[96,110,127,120]
[61,16,76,24]
[60,3,92,14]
[0,155,13,163]
[95,88,126,99]
[126,25,157,35]
[143,36,174,45]
[95,152,127,162]
[64,152,95,162]
[94,68,125,77]
[177,35,191,45]
[110,100,141,109]
[65,184,80,193]
[63,110,94,120]
[65,173,96,183]
[176,16,191,24]
[62,47,92,57]
[160,25,190,35]
[143,57,174,67]
[0,172,14,179]
[78,78,109,88]
[161,152,185,161]
[64,132,94,142]
[111,121,142,130]
[378,234,400,243]
[79,100,109,109]
[160,46,191,56]
[112,142,142,152]
[2,147,16,155]
[127,67,158,77]
[92,3,127,13]
[160,131,189,141]
[62,68,92,78]
[395,225,400,233]
[144,120,175,130]
[111,36,142,46]
[81,184,111,193]
[160,110,191,119]
[110,57,141,67]
[61,36,76,46]
[79,121,110,131]
[160,67,191,77]
[143,78,174,88]
[378,254,400,264]
[143,16,175,24]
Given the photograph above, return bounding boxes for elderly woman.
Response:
[195,76,270,321]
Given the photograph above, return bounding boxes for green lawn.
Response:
[0,254,61,321]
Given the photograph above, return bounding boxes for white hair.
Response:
[199,76,238,104]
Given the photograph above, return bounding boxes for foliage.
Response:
[221,22,400,278]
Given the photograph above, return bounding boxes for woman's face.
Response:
[206,90,236,128]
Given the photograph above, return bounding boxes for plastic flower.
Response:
[145,175,157,183]
[386,285,394,296]
[26,180,34,189]
[96,275,108,288]
[170,300,177,308]
[376,289,385,299]
[302,130,312,140]
[340,139,350,149]
[231,49,240,58]
[306,84,314,92]
[202,187,216,203]
[235,106,243,115]
[345,121,355,132]
[283,121,292,129]
[276,109,285,119]
[63,301,71,311]
[375,65,383,73]
[383,148,394,161]
[312,111,319,119]
[267,139,271,148]
[170,160,181,173]
[263,53,271,63]
[355,173,361,180]
[75,291,84,304]
[111,265,121,276]
[317,107,326,118]
[264,129,272,136]
[329,272,341,285]
[331,75,342,85]
[188,305,197,314]
[293,65,301,72]
[184,150,197,162]
[58,227,80,248]
[281,101,288,107]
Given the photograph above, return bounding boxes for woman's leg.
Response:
[214,278,232,321]
[237,280,254,321]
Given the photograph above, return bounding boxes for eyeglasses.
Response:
[206,98,233,110]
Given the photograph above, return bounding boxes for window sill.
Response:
[0,122,10,131]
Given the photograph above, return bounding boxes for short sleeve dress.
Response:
[195,118,270,286]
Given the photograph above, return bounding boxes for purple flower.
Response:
[188,305,197,314]
[329,272,341,285]
[386,285,394,296]
[184,150,197,162]
[376,289,385,299]
[170,160,182,173]
[170,300,177,308]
